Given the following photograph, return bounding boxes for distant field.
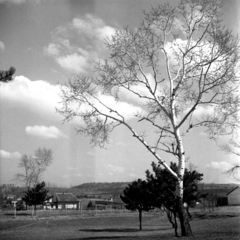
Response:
[0,206,240,240]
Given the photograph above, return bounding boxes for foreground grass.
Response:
[0,206,240,239]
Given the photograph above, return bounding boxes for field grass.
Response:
[0,206,240,240]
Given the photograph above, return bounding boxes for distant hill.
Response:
[71,182,130,197]
[2,182,237,199]
[198,183,239,190]
[198,183,239,197]
[71,182,239,198]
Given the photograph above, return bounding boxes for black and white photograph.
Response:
[0,0,240,239]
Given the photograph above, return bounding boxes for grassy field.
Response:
[0,206,240,240]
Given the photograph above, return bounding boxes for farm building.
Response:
[81,196,125,211]
[45,193,81,210]
[227,186,240,205]
[87,199,110,210]
[112,196,125,209]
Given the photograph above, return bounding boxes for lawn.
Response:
[0,206,240,239]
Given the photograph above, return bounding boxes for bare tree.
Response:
[34,148,53,184]
[15,154,36,190]
[58,0,239,236]
[15,148,53,190]
[221,137,240,180]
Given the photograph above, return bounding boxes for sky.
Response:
[0,0,240,187]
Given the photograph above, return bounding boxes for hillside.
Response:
[198,183,239,190]
[71,182,239,198]
[2,182,238,199]
[71,182,130,197]
[198,183,239,197]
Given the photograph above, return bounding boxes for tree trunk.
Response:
[176,195,192,236]
[173,211,178,237]
[186,206,192,219]
[138,210,142,230]
[175,132,192,236]
[165,207,175,228]
[34,205,37,216]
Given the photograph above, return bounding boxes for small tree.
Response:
[22,181,52,216]
[146,163,179,235]
[120,179,153,230]
[15,148,53,190]
[0,67,15,82]
[146,162,203,236]
[58,0,240,236]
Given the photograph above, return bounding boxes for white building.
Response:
[227,186,240,205]
[44,193,81,210]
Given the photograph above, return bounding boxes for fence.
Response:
[1,207,136,219]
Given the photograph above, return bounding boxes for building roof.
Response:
[54,193,80,202]
[226,186,240,196]
[6,194,15,199]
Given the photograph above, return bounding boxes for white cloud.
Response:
[206,161,232,171]
[0,41,4,51]
[44,43,60,56]
[0,150,21,159]
[72,15,102,37]
[56,53,88,74]
[72,14,115,41]
[164,38,188,65]
[97,25,116,40]
[119,73,159,105]
[63,86,145,122]
[25,125,68,139]
[96,94,144,120]
[184,104,214,119]
[0,75,62,120]
[164,38,222,70]
[44,14,116,74]
[44,15,146,119]
[106,164,124,174]
[195,105,215,116]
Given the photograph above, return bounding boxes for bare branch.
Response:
[14,148,53,189]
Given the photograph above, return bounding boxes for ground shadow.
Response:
[75,227,173,240]
[4,212,32,216]
[70,236,163,240]
[79,227,171,233]
[68,235,164,240]
[69,237,123,240]
[79,228,139,233]
[194,213,238,220]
